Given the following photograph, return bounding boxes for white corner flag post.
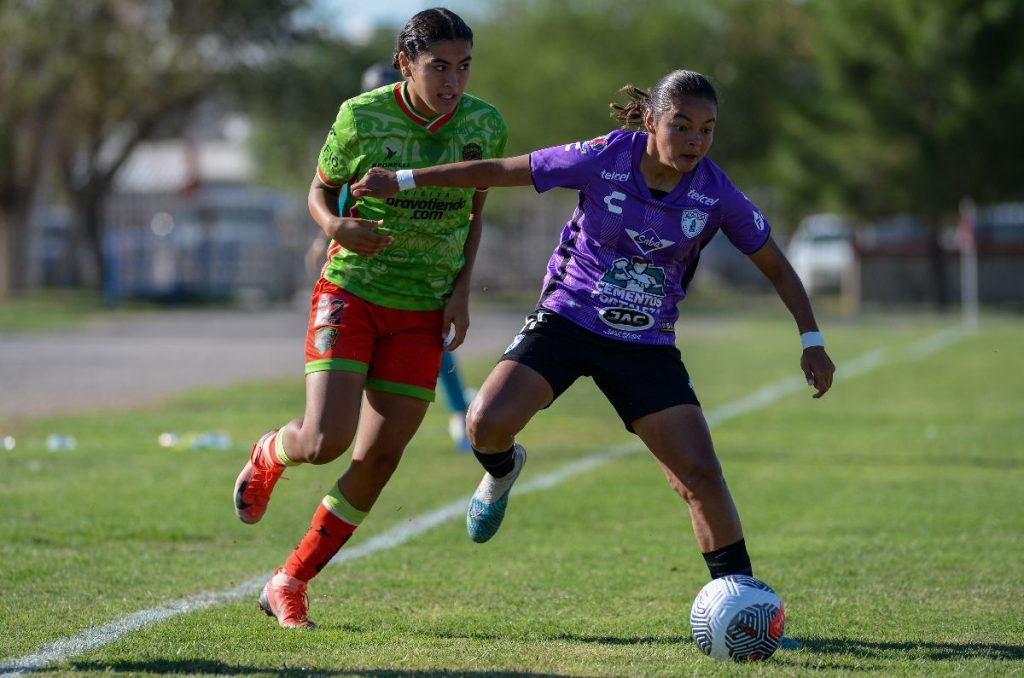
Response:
[958,196,979,331]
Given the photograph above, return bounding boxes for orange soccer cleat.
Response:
[233,430,285,524]
[259,568,316,629]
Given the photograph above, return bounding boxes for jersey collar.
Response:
[393,82,459,133]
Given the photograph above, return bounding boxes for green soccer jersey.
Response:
[316,82,509,310]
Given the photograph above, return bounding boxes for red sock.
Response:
[284,503,358,582]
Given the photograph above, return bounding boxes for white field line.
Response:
[0,327,967,675]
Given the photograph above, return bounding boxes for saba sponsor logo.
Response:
[687,189,719,206]
[626,228,675,254]
[600,169,631,182]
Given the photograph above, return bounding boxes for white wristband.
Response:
[800,331,825,350]
[396,169,416,191]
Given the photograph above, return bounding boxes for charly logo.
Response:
[752,210,765,231]
[604,190,626,215]
[682,208,709,239]
[599,307,654,331]
[462,142,482,161]
[626,228,675,255]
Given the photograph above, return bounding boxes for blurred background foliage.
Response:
[1,0,1022,299]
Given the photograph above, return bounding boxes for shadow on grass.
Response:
[797,637,1024,661]
[425,629,692,646]
[66,661,572,677]
[551,632,691,646]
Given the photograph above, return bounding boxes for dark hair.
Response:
[392,8,474,69]
[610,70,718,129]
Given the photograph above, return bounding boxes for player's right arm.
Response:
[311,101,394,257]
[308,179,393,257]
[350,155,533,198]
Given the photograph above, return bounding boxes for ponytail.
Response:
[610,70,718,129]
[609,85,650,130]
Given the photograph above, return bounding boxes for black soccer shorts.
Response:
[499,309,701,431]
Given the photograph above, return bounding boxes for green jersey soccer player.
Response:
[232,8,507,629]
[316,74,507,310]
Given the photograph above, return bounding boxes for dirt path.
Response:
[0,305,526,424]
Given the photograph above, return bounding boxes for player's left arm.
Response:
[748,237,836,398]
[443,190,487,351]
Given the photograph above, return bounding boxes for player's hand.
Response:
[801,346,835,398]
[329,217,393,257]
[442,291,470,351]
[351,167,400,199]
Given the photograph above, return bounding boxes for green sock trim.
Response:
[274,429,301,467]
[305,358,368,375]
[322,485,367,526]
[365,378,436,402]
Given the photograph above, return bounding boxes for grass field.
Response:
[2,311,1023,676]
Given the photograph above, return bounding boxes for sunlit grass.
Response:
[2,313,1022,675]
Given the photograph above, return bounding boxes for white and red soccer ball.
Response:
[690,574,786,661]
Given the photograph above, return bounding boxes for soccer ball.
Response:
[689,574,786,661]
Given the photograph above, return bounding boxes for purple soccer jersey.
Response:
[528,129,771,345]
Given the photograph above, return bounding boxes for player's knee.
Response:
[300,431,351,465]
[465,400,512,452]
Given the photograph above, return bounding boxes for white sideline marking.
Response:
[0,328,966,675]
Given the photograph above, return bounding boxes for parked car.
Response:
[787,213,853,294]
[974,202,1024,251]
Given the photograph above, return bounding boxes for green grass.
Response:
[0,288,171,332]
[2,313,1023,676]
[0,289,109,331]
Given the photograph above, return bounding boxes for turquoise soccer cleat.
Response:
[466,444,527,543]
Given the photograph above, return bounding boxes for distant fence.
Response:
[101,185,308,305]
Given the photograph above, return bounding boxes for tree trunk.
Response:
[63,189,105,290]
[83,191,105,291]
[0,205,33,298]
[0,213,10,298]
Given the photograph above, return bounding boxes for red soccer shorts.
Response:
[304,279,443,401]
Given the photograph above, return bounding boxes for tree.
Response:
[775,0,1024,305]
[240,31,392,195]
[57,0,309,290]
[0,0,80,296]
[459,0,809,224]
[0,0,309,295]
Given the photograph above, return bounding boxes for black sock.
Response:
[473,445,516,478]
[702,538,753,579]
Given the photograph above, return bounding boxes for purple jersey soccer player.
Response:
[352,70,835,592]
[529,128,769,345]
